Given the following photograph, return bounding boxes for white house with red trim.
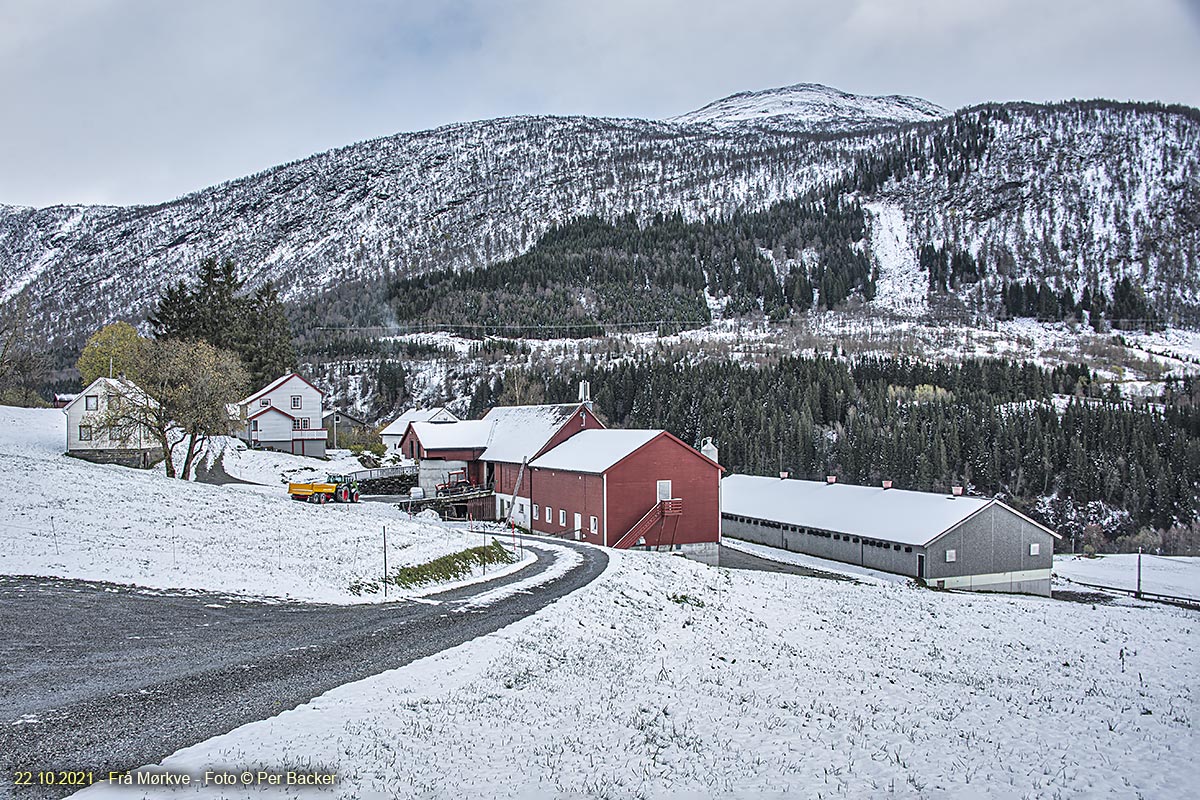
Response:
[379,407,459,452]
[237,373,328,457]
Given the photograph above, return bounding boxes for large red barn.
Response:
[526,429,722,563]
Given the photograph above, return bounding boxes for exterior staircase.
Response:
[613,499,682,549]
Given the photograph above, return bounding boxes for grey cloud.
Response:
[1,0,1196,208]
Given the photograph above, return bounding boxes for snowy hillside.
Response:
[1055,553,1200,600]
[0,406,495,603]
[73,547,1199,799]
[670,82,948,130]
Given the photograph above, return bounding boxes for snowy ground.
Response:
[723,536,908,585]
[865,201,927,315]
[72,546,1197,799]
[1055,553,1200,601]
[0,406,518,603]
[206,438,367,486]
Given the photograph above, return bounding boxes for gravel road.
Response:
[0,539,606,799]
[718,543,853,580]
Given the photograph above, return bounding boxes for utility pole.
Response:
[383,526,388,599]
[1136,546,1142,599]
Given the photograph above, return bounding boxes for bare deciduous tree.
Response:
[91,339,247,479]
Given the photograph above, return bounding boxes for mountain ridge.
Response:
[1,86,1198,358]
[670,82,949,130]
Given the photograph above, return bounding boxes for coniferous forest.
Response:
[385,194,873,335]
[466,354,1200,549]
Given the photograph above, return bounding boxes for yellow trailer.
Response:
[288,474,360,504]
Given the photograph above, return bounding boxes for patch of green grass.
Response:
[348,541,517,596]
[668,592,706,608]
[388,541,517,589]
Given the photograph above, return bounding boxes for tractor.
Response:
[435,469,474,496]
[288,473,361,505]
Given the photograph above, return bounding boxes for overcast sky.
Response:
[3,0,1198,208]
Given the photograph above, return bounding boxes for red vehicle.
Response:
[436,469,474,496]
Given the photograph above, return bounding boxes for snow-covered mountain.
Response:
[1,85,1198,356]
[669,83,948,131]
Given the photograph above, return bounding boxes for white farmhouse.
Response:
[380,407,458,452]
[238,373,327,457]
[62,377,162,468]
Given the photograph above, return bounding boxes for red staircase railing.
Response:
[613,499,682,549]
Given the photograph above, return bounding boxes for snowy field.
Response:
[73,547,1198,799]
[0,406,515,603]
[1055,554,1200,601]
[205,438,367,486]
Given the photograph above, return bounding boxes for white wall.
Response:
[65,379,153,452]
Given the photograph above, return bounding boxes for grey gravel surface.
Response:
[718,543,853,580]
[0,539,606,799]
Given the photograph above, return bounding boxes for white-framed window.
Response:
[107,394,121,410]
[533,504,539,519]
[945,549,957,563]
[1030,543,1040,556]
[559,509,566,526]
[301,418,310,429]
[291,395,302,409]
[260,398,270,407]
[85,395,98,411]
[292,419,301,431]
[657,480,672,500]
[590,515,598,534]
[78,425,93,441]
[545,506,552,522]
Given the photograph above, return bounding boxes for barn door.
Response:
[656,480,672,501]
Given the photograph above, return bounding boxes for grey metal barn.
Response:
[721,475,1060,596]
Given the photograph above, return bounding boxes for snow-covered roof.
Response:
[409,420,493,451]
[240,373,323,406]
[480,403,586,464]
[380,407,457,437]
[529,429,663,474]
[62,377,154,412]
[721,475,999,547]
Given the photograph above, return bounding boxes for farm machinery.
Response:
[436,468,475,496]
[288,473,361,505]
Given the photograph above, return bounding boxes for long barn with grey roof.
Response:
[721,475,1060,596]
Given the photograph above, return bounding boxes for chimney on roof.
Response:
[578,380,592,410]
[951,486,964,497]
[826,475,837,484]
[882,480,893,490]
[701,437,719,465]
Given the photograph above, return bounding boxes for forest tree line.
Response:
[468,354,1200,550]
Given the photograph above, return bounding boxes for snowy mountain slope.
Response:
[72,548,1200,798]
[670,82,948,130]
[0,113,867,350]
[873,103,1200,322]
[1,88,1199,357]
